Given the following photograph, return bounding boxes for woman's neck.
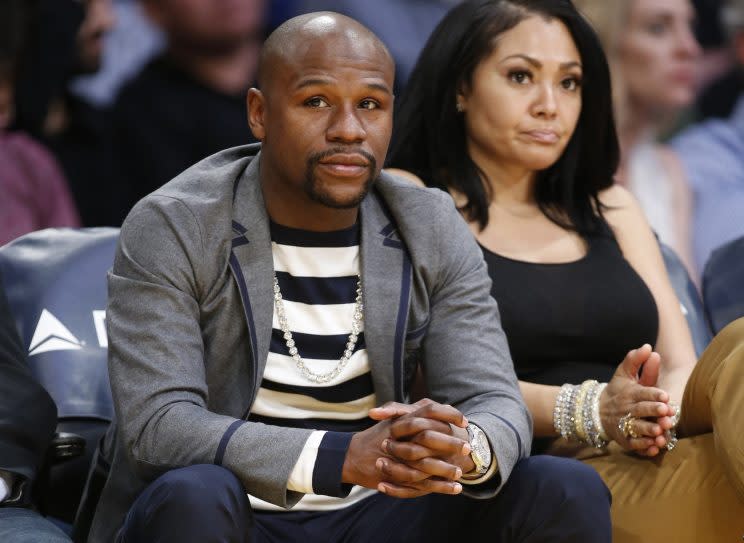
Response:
[619,93,677,151]
[471,152,537,206]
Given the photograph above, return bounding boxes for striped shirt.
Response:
[248,220,377,511]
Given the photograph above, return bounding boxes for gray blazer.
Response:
[88,144,532,542]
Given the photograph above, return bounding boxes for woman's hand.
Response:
[600,345,676,456]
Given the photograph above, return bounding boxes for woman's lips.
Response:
[523,130,560,143]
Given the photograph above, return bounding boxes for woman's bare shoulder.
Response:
[598,184,648,228]
[383,168,427,188]
[598,183,636,208]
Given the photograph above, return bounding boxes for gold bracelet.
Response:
[574,380,596,442]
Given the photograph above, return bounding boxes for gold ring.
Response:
[618,412,638,439]
[628,424,639,439]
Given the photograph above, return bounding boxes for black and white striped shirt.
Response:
[248,221,377,511]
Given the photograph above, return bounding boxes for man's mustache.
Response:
[307,148,377,171]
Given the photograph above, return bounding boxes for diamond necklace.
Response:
[272,275,363,384]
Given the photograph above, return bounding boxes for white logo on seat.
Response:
[28,309,83,356]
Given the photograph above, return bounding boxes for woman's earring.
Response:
[456,102,465,113]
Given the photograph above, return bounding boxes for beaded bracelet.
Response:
[553,380,609,448]
[666,401,682,451]
[574,380,594,443]
[585,382,609,448]
[592,383,610,448]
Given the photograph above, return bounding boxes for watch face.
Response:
[469,424,492,471]
[474,431,491,466]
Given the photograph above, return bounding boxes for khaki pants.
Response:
[582,318,744,543]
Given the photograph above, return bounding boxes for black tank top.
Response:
[482,224,659,387]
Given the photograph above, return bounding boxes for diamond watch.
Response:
[464,423,492,478]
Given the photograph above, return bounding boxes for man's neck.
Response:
[260,175,360,232]
[265,199,360,233]
[167,39,260,96]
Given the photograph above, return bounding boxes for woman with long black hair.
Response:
[386,1,744,541]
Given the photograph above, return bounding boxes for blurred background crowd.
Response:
[1,0,743,282]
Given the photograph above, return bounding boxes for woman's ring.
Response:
[618,412,638,439]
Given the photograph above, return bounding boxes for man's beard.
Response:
[304,148,378,209]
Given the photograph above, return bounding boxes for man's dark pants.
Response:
[117,455,610,543]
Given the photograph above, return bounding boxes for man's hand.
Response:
[366,399,475,497]
[341,399,475,498]
[341,408,464,498]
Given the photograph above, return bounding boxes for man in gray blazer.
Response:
[86,11,611,543]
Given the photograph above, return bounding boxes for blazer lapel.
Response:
[228,154,275,414]
[360,189,412,404]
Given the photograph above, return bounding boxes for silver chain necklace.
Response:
[272,275,363,383]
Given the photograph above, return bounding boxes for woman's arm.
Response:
[519,381,560,437]
[520,347,673,455]
[601,184,697,402]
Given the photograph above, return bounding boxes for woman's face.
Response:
[618,0,700,113]
[458,16,583,177]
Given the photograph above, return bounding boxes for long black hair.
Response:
[386,0,619,235]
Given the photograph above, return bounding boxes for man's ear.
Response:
[247,88,266,141]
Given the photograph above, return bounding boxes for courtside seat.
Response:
[0,227,119,525]
[659,241,712,358]
[703,235,744,335]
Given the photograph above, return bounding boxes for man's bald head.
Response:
[246,11,395,228]
[257,12,393,91]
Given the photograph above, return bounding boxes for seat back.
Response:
[0,228,118,421]
[0,227,119,523]
[659,241,712,357]
[702,235,744,335]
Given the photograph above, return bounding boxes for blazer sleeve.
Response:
[0,274,57,505]
[420,194,533,497]
[107,196,323,508]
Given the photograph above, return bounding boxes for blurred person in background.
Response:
[672,0,744,272]
[110,0,266,224]
[71,0,165,109]
[575,0,701,276]
[288,0,459,94]
[1,0,81,246]
[694,0,744,118]
[691,0,734,104]
[11,0,117,228]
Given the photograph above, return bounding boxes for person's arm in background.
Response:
[0,272,58,506]
[601,184,698,403]
[656,146,696,280]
